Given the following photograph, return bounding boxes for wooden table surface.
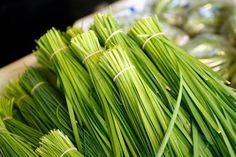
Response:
[0,54,37,95]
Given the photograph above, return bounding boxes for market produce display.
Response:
[0,13,236,157]
[154,0,236,88]
[112,0,236,88]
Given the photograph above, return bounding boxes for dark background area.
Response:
[0,0,114,67]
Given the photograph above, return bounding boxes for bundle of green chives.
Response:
[34,48,53,71]
[92,14,171,103]
[1,12,234,156]
[19,67,74,140]
[100,46,192,157]
[36,28,110,155]
[91,14,195,138]
[36,130,83,157]
[0,118,38,157]
[5,80,49,133]
[128,16,236,156]
[71,30,139,156]
[0,97,43,148]
[91,14,218,156]
[35,27,81,71]
[36,34,83,151]
[12,105,26,123]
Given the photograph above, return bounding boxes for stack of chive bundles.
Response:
[1,14,236,157]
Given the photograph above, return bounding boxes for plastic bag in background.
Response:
[183,1,233,36]
[155,0,205,27]
[160,22,189,46]
[88,0,236,88]
[114,0,154,30]
[221,10,236,48]
[183,34,236,87]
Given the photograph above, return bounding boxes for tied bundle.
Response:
[99,45,215,157]
[71,30,129,157]
[1,12,236,157]
[36,29,110,156]
[0,97,43,148]
[19,67,74,141]
[5,80,50,133]
[92,14,170,103]
[0,118,38,157]
[36,130,83,157]
[35,27,82,71]
[128,16,236,156]
[91,14,218,156]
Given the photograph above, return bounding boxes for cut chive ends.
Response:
[0,97,43,148]
[0,13,235,157]
[36,129,83,157]
[0,115,39,157]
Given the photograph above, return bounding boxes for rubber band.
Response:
[113,66,135,82]
[56,104,63,122]
[142,32,165,49]
[82,49,104,64]
[16,95,28,106]
[60,147,77,157]
[105,29,123,45]
[3,116,13,121]
[31,81,47,95]
[50,47,68,61]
